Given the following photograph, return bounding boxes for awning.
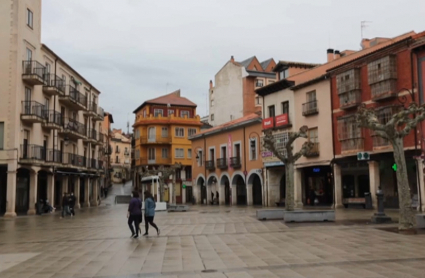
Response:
[55,170,99,177]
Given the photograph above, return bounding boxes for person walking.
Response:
[69,192,76,217]
[60,193,70,219]
[143,191,160,236]
[127,191,142,238]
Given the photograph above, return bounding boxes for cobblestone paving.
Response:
[0,183,424,278]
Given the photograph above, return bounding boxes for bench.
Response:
[256,209,285,220]
[167,204,189,212]
[284,210,335,223]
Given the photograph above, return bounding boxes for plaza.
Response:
[0,183,424,278]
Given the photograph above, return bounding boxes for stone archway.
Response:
[16,168,31,214]
[197,176,206,205]
[232,174,246,205]
[248,173,262,206]
[207,174,218,205]
[220,174,231,205]
[37,170,49,204]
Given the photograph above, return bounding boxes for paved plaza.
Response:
[0,184,425,278]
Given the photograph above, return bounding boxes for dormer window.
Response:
[279,69,289,80]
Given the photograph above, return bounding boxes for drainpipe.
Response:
[203,134,206,204]
[328,75,337,209]
[53,57,58,183]
[243,126,247,185]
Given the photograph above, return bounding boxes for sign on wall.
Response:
[275,113,288,127]
[262,117,274,129]
[262,151,273,158]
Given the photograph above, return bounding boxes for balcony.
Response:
[371,79,397,101]
[302,100,318,116]
[230,156,241,168]
[59,118,87,140]
[98,160,104,170]
[42,111,62,130]
[124,150,130,156]
[64,153,86,168]
[84,128,97,143]
[84,102,98,116]
[205,160,215,171]
[21,101,47,123]
[340,138,364,152]
[43,74,65,96]
[138,157,171,165]
[88,158,98,170]
[139,136,171,144]
[95,133,104,146]
[115,148,121,154]
[45,149,62,165]
[22,61,46,85]
[59,85,87,110]
[114,157,121,164]
[339,91,362,110]
[305,143,320,157]
[134,114,202,127]
[94,106,104,121]
[20,144,46,165]
[373,136,390,148]
[216,158,228,169]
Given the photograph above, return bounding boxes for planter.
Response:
[284,210,335,223]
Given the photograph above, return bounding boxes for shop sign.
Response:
[313,167,320,173]
[264,161,284,167]
[357,152,370,161]
[262,151,273,157]
[262,117,274,129]
[275,113,288,127]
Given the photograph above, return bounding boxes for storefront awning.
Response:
[55,171,99,177]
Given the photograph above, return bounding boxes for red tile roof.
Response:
[133,90,197,113]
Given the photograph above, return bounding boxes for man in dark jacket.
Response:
[61,193,70,219]
[127,191,142,238]
[69,192,76,217]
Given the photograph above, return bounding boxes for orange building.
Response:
[189,113,263,206]
[133,90,201,203]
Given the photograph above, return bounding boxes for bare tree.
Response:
[263,126,314,211]
[356,102,425,230]
[138,163,182,202]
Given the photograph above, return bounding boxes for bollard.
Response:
[371,188,392,223]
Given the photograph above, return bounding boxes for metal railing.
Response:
[230,156,241,168]
[98,133,104,142]
[20,144,46,160]
[216,158,228,169]
[340,138,364,152]
[68,86,87,107]
[97,106,104,118]
[305,142,320,157]
[339,91,362,109]
[89,158,97,168]
[88,102,97,114]
[302,100,318,116]
[45,110,62,125]
[62,118,86,136]
[22,60,45,80]
[98,160,104,169]
[205,160,215,170]
[140,136,171,144]
[47,149,62,163]
[88,128,97,140]
[66,153,86,167]
[43,74,65,93]
[21,101,47,119]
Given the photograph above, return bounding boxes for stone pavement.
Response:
[0,183,425,278]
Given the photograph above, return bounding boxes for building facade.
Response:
[208,56,276,126]
[110,129,131,183]
[190,114,263,206]
[0,0,105,216]
[133,90,201,203]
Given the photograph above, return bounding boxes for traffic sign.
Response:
[392,164,397,172]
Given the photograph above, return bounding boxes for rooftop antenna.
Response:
[361,21,372,40]
[126,113,130,134]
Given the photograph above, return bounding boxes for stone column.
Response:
[266,168,271,206]
[91,179,99,206]
[84,177,90,207]
[368,161,379,208]
[62,176,68,195]
[47,174,55,208]
[416,157,425,212]
[247,184,253,206]
[74,177,81,209]
[333,164,344,208]
[28,170,38,215]
[4,163,17,218]
[168,182,173,204]
[182,187,186,204]
[294,168,303,208]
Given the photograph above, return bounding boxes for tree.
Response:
[138,163,182,202]
[356,102,425,230]
[263,126,314,211]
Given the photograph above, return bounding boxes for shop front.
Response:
[264,161,285,206]
[302,166,333,206]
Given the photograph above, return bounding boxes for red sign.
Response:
[275,113,288,127]
[262,117,274,129]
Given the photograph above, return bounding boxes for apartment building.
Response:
[133,90,201,203]
[101,112,114,187]
[189,114,263,206]
[208,56,276,126]
[110,129,131,183]
[0,0,105,216]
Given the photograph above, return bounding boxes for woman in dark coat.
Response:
[127,191,142,238]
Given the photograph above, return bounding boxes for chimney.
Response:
[361,39,370,49]
[334,50,341,59]
[209,80,213,89]
[230,55,234,62]
[327,49,334,62]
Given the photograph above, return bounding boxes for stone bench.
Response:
[416,214,425,229]
[256,209,285,220]
[284,210,335,223]
[167,204,189,212]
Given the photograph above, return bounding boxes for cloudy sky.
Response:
[42,0,425,131]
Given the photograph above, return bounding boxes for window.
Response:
[0,122,4,150]
[308,128,319,144]
[44,98,49,111]
[168,109,174,116]
[256,96,260,105]
[306,91,316,102]
[26,9,33,29]
[337,116,363,151]
[135,149,140,160]
[198,150,203,166]
[62,74,66,85]
[279,69,289,80]
[188,128,197,136]
[188,149,192,158]
[148,148,156,161]
[175,127,184,137]
[281,101,289,115]
[176,169,181,180]
[162,148,168,158]
[256,79,264,87]
[268,105,275,118]
[185,167,192,179]
[45,63,51,74]
[175,148,184,158]
[115,156,119,163]
[143,110,147,118]
[211,100,214,107]
[211,114,214,121]
[148,127,156,142]
[161,127,168,137]
[26,48,32,61]
[180,110,190,118]
[115,145,119,153]
[154,109,163,117]
[249,138,257,160]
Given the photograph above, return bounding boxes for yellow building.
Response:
[133,90,201,203]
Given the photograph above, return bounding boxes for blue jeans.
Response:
[62,206,70,217]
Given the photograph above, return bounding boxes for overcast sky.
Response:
[42,0,425,131]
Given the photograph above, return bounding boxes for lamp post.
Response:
[194,146,206,205]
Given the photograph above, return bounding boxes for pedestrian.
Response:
[216,191,219,205]
[127,191,142,238]
[60,193,70,219]
[143,191,160,236]
[69,192,76,217]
